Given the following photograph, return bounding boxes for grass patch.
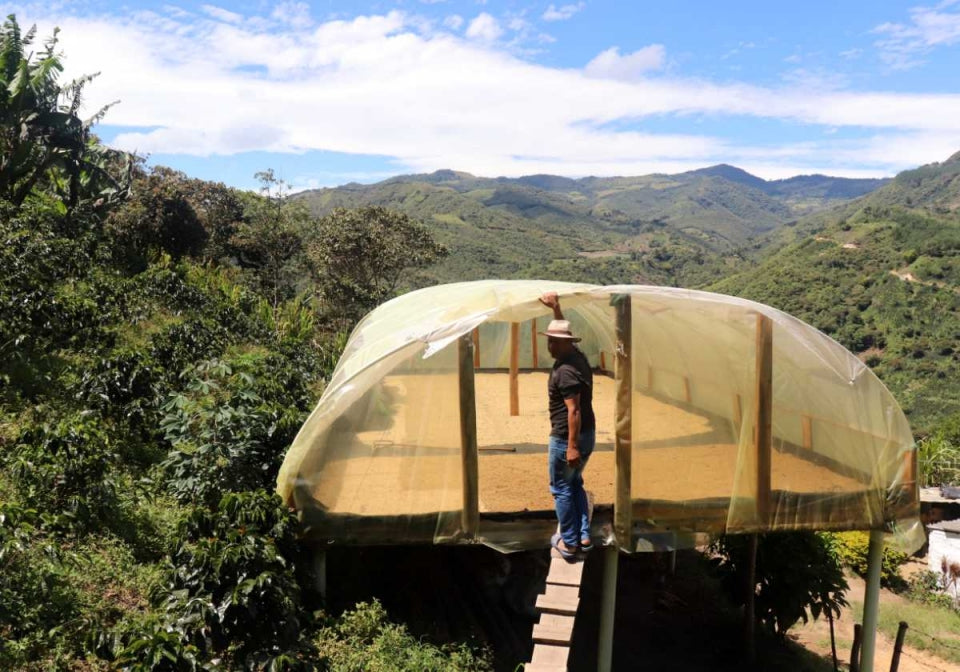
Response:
[851,598,960,664]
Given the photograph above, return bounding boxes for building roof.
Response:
[929,519,960,533]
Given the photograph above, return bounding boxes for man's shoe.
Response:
[551,532,579,562]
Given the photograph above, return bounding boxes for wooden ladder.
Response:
[526,548,585,672]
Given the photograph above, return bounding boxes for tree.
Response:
[711,531,848,638]
[229,170,311,307]
[106,166,210,271]
[0,15,127,211]
[309,206,448,324]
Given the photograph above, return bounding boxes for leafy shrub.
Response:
[0,504,78,665]
[315,600,493,672]
[906,570,956,610]
[830,531,908,588]
[9,412,120,531]
[159,359,299,505]
[711,531,849,637]
[152,490,307,666]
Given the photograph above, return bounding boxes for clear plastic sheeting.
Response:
[278,280,922,553]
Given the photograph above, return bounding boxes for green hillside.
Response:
[295,166,886,287]
[711,161,960,435]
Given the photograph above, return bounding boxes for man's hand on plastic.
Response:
[539,292,559,309]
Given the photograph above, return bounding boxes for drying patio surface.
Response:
[305,372,867,518]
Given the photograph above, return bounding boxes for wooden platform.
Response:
[528,547,586,671]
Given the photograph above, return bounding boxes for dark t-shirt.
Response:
[548,347,596,438]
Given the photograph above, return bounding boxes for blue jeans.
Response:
[548,429,596,547]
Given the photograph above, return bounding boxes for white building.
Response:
[927,519,960,596]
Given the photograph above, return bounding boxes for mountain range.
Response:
[295,153,960,434]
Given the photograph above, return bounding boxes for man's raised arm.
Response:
[539,292,565,320]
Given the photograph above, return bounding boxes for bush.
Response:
[831,531,908,588]
[0,504,78,665]
[151,490,307,666]
[315,600,493,672]
[711,531,849,637]
[8,412,120,531]
[906,570,956,610]
[159,358,303,506]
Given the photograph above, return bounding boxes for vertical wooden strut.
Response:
[531,319,539,369]
[510,322,520,416]
[472,328,480,369]
[802,415,813,450]
[614,295,632,545]
[755,313,774,525]
[458,334,479,538]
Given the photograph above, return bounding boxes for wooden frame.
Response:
[531,319,539,368]
[755,313,774,524]
[458,334,479,537]
[614,295,633,544]
[510,322,520,416]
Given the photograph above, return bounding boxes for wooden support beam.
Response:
[531,319,539,369]
[600,351,606,371]
[755,314,774,525]
[733,394,743,430]
[458,334,479,538]
[683,376,692,404]
[802,415,813,451]
[614,295,632,545]
[510,322,520,416]
[472,328,480,369]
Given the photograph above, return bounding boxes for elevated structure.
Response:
[279,280,920,550]
[278,280,924,672]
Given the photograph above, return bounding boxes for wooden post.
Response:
[755,313,773,525]
[851,623,863,672]
[745,533,758,662]
[509,322,520,416]
[890,621,908,672]
[597,546,618,672]
[600,351,606,371]
[531,319,538,369]
[904,449,918,493]
[802,415,813,450]
[458,334,479,538]
[472,328,480,369]
[614,295,632,545]
[733,394,743,430]
[861,530,884,672]
[683,376,691,404]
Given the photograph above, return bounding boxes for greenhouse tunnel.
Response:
[277,280,922,554]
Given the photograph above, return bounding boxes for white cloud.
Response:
[443,14,464,30]
[9,6,960,182]
[839,48,863,59]
[873,2,960,69]
[271,2,312,28]
[201,4,243,24]
[584,45,666,80]
[542,2,584,22]
[465,12,502,41]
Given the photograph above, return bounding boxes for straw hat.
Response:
[539,319,581,342]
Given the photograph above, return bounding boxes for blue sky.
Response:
[4,0,960,189]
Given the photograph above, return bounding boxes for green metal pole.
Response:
[598,546,619,672]
[860,529,884,672]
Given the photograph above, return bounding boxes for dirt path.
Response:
[792,574,960,672]
[890,269,960,295]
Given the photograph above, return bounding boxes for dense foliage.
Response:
[829,531,908,588]
[711,532,849,637]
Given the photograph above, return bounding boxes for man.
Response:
[539,292,596,561]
